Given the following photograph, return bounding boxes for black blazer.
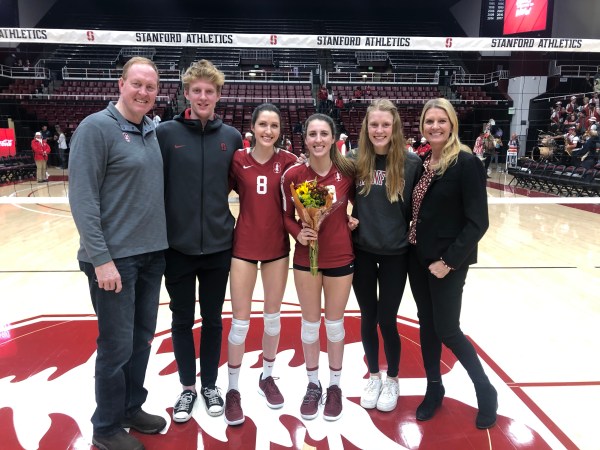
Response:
[413,151,489,270]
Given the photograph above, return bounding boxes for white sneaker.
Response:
[376,378,399,412]
[360,376,382,409]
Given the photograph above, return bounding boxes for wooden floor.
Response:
[0,167,598,450]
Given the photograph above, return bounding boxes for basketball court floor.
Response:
[0,167,598,450]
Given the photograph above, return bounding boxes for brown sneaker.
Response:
[323,385,343,421]
[300,381,322,420]
[258,374,284,409]
[92,429,144,450]
[224,389,245,426]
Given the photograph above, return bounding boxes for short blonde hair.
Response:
[122,56,159,82]
[182,59,224,94]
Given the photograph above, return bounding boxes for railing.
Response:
[221,70,312,83]
[0,92,173,103]
[220,96,315,105]
[450,70,509,85]
[61,66,181,81]
[326,71,439,84]
[355,51,388,62]
[119,47,156,59]
[556,65,600,78]
[0,64,49,79]
[240,49,273,62]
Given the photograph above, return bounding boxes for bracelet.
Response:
[440,258,455,271]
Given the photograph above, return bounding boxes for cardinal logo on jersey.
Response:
[273,162,282,174]
[334,171,342,182]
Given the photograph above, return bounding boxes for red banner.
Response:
[503,0,548,36]
[0,128,16,157]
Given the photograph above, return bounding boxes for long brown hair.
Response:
[356,99,406,202]
[304,113,355,178]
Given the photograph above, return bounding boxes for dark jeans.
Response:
[352,248,408,378]
[165,248,231,388]
[408,248,489,386]
[80,250,165,436]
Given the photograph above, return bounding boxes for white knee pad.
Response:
[301,319,321,344]
[263,312,281,337]
[228,318,250,346]
[325,318,345,343]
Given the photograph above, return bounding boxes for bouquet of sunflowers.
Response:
[290,179,335,276]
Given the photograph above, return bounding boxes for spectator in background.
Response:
[152,112,162,128]
[31,131,50,183]
[318,85,328,113]
[56,126,68,169]
[565,95,578,115]
[334,93,344,119]
[336,133,348,156]
[243,132,252,149]
[68,56,168,450]
[415,137,431,156]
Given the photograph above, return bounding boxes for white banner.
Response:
[1,28,599,52]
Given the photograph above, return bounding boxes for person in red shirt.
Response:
[282,113,357,422]
[415,136,431,156]
[225,103,298,426]
[31,131,50,182]
[242,132,252,149]
[336,133,348,156]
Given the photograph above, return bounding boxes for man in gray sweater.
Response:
[69,57,168,450]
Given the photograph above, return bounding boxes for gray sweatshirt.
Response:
[351,151,422,255]
[69,102,168,266]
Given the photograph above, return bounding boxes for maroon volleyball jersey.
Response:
[282,162,354,269]
[230,148,298,260]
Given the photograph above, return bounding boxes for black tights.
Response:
[352,249,408,378]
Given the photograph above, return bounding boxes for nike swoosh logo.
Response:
[174,145,185,148]
[243,165,253,169]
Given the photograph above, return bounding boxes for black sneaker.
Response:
[201,386,224,417]
[173,389,197,423]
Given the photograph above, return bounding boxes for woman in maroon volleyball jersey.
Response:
[225,103,298,426]
[282,113,357,422]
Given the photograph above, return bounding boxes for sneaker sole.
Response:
[224,415,245,426]
[360,399,377,409]
[300,411,319,420]
[172,414,193,423]
[376,401,398,412]
[323,411,343,421]
[257,388,284,409]
[206,406,224,417]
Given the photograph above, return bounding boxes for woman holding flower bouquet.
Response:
[351,99,422,413]
[225,103,298,426]
[282,113,356,422]
[408,98,497,429]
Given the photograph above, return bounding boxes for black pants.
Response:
[352,248,408,378]
[165,248,231,388]
[408,248,489,385]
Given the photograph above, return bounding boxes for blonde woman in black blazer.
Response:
[407,98,497,429]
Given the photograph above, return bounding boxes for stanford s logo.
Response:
[445,37,453,48]
[270,35,278,45]
[87,31,95,41]
[273,162,282,174]
[220,143,227,151]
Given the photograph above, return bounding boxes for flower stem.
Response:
[309,240,319,276]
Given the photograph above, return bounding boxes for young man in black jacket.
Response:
[156,59,242,423]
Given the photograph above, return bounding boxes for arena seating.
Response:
[0,155,36,185]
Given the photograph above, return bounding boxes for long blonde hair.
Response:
[356,99,406,202]
[419,98,468,176]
